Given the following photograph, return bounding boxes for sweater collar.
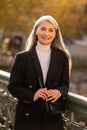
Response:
[36,41,51,52]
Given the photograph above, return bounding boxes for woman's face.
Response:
[36,21,56,45]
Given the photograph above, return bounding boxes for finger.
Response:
[46,96,55,101]
[47,93,54,98]
[47,90,54,97]
[39,94,46,100]
[43,88,48,94]
[39,93,48,100]
[41,89,48,97]
[51,98,57,103]
[47,90,53,95]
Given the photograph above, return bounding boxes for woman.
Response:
[8,15,72,130]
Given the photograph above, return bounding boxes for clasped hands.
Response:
[33,88,61,103]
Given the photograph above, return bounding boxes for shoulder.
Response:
[15,50,31,60]
[13,51,30,64]
[52,47,67,59]
[12,51,31,68]
[16,50,29,57]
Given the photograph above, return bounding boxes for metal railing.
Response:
[0,70,87,130]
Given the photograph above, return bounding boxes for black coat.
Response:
[8,47,69,130]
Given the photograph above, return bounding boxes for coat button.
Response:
[55,82,58,85]
[29,85,32,88]
[25,113,29,116]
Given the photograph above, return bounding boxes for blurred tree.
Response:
[0,0,87,39]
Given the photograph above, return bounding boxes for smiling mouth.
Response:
[42,37,50,40]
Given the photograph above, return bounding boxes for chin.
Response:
[41,42,51,45]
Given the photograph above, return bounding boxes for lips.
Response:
[42,36,50,40]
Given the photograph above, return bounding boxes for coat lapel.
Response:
[45,48,58,87]
[30,47,59,88]
[30,48,44,86]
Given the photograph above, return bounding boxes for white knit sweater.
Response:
[36,42,51,84]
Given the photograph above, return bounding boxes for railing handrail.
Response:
[65,92,87,117]
[0,69,87,117]
[0,70,10,79]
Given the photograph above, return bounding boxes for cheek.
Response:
[52,33,56,39]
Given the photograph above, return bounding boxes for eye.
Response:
[49,29,54,32]
[49,29,55,32]
[41,27,46,31]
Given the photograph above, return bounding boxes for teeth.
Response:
[42,37,49,40]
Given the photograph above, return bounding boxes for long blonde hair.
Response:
[25,15,72,75]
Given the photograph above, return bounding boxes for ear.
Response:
[35,30,38,35]
[35,32,37,35]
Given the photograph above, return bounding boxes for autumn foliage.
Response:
[0,0,87,39]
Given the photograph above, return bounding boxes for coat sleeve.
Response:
[57,54,69,98]
[7,53,35,103]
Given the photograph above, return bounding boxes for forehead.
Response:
[38,20,55,29]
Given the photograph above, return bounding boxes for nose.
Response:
[44,30,49,35]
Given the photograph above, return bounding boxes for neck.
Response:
[36,41,51,52]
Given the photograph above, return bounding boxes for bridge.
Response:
[0,70,87,130]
